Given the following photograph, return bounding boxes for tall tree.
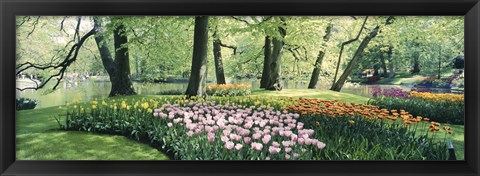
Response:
[93,17,136,96]
[185,16,209,97]
[331,16,368,87]
[331,16,394,91]
[387,45,395,78]
[212,27,226,84]
[265,17,287,90]
[260,36,272,88]
[308,23,333,88]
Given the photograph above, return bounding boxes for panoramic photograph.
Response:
[15,16,464,160]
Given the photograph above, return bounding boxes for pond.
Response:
[17,78,413,109]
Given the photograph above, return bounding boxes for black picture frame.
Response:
[1,0,479,175]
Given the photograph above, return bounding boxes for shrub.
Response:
[371,85,410,98]
[157,89,185,95]
[16,98,37,110]
[368,96,464,125]
[206,84,251,96]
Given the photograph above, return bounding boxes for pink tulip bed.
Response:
[59,97,449,160]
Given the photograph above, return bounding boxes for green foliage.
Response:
[299,114,448,160]
[368,97,464,125]
[16,97,38,110]
[206,84,252,96]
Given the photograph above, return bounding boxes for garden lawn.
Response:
[16,95,169,160]
[16,89,464,160]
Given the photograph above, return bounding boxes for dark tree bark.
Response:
[212,29,226,84]
[93,17,136,97]
[186,16,209,98]
[260,36,272,88]
[308,23,333,89]
[265,17,287,91]
[331,16,394,92]
[373,57,380,76]
[387,45,395,78]
[438,46,442,79]
[412,57,421,74]
[379,53,388,77]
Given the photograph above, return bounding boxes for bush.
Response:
[58,96,451,160]
[16,98,37,110]
[206,84,251,96]
[157,89,185,95]
[368,96,464,125]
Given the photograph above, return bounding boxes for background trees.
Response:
[16,16,464,96]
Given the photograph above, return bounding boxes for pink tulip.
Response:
[293,153,299,158]
[244,137,252,144]
[316,142,326,149]
[224,141,234,150]
[290,134,298,141]
[235,144,243,150]
[186,131,194,137]
[268,146,281,154]
[297,138,305,145]
[252,133,262,140]
[285,154,291,159]
[285,147,292,153]
[272,142,280,148]
[251,142,263,151]
[207,133,215,142]
[262,135,271,144]
[221,135,229,142]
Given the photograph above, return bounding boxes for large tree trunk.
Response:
[438,46,442,79]
[308,23,333,89]
[212,29,226,84]
[265,17,287,91]
[387,45,395,78]
[260,36,272,88]
[93,17,136,97]
[186,16,209,98]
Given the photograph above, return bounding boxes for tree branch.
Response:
[26,16,41,38]
[16,29,96,91]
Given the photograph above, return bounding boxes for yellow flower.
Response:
[66,102,71,107]
[74,105,78,109]
[147,108,153,113]
[142,102,149,109]
[102,100,107,107]
[92,105,97,109]
[126,105,131,111]
[91,100,98,105]
[121,101,127,109]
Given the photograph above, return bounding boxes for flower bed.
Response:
[206,84,251,96]
[368,88,464,124]
[58,96,451,160]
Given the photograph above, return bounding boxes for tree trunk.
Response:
[260,36,272,88]
[331,28,382,91]
[212,30,226,84]
[438,46,442,79]
[185,16,209,98]
[412,57,420,74]
[387,45,394,78]
[308,23,333,89]
[373,59,380,76]
[93,17,136,97]
[379,54,388,77]
[265,17,287,91]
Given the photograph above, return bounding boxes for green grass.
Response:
[16,103,169,160]
[16,89,464,160]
